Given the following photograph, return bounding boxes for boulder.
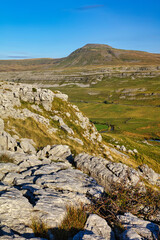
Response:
[138,164,160,186]
[20,138,36,154]
[0,132,17,151]
[0,187,33,234]
[73,214,115,240]
[117,213,160,240]
[39,144,73,162]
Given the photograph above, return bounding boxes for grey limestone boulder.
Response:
[0,162,20,174]
[73,214,115,240]
[117,213,160,240]
[20,138,36,154]
[0,187,34,234]
[138,164,160,186]
[38,144,73,162]
[0,131,17,151]
[74,153,141,190]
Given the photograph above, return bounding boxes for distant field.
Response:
[50,76,160,172]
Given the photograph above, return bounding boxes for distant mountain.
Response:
[57,44,160,67]
[0,44,160,71]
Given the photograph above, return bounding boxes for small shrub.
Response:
[32,87,37,92]
[30,218,49,239]
[0,154,14,163]
[53,204,87,240]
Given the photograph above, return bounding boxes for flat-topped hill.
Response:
[1,44,160,71]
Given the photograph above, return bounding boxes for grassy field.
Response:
[50,76,160,172]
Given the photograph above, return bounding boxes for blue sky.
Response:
[0,0,160,59]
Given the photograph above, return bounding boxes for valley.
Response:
[1,44,160,173]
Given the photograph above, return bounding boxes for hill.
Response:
[56,43,160,67]
[0,44,160,71]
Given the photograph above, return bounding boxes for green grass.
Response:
[49,76,160,172]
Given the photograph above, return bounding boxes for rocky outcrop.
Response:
[0,150,104,238]
[74,153,142,190]
[0,81,160,240]
[138,164,160,186]
[19,86,68,111]
[118,213,160,240]
[0,81,103,156]
[74,153,160,189]
[37,144,73,161]
[0,149,159,240]
[0,65,160,87]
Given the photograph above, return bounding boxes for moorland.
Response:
[1,43,160,172]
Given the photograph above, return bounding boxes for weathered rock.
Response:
[20,138,36,154]
[68,136,84,145]
[138,164,160,186]
[73,214,115,240]
[117,213,160,240]
[0,131,17,151]
[52,115,74,134]
[38,144,73,162]
[0,118,4,134]
[74,153,141,190]
[0,187,33,234]
[0,162,20,174]
[0,224,42,239]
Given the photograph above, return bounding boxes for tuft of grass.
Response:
[0,154,14,163]
[30,218,49,239]
[53,204,87,240]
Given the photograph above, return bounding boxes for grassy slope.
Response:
[49,76,160,173]
[4,97,103,156]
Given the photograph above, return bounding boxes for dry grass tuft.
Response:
[0,154,14,163]
[53,204,87,240]
[30,204,87,240]
[30,218,49,239]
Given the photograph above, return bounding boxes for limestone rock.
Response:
[74,153,141,190]
[73,214,115,240]
[0,162,20,174]
[20,138,36,154]
[0,131,17,151]
[0,187,33,234]
[118,213,160,240]
[0,118,4,134]
[38,144,73,162]
[138,164,160,186]
[68,136,84,145]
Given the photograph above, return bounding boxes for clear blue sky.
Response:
[1,0,160,59]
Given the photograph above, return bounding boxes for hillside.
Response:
[0,81,160,239]
[1,44,160,71]
[56,44,160,67]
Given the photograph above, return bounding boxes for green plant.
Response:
[32,87,37,92]
[0,154,14,163]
